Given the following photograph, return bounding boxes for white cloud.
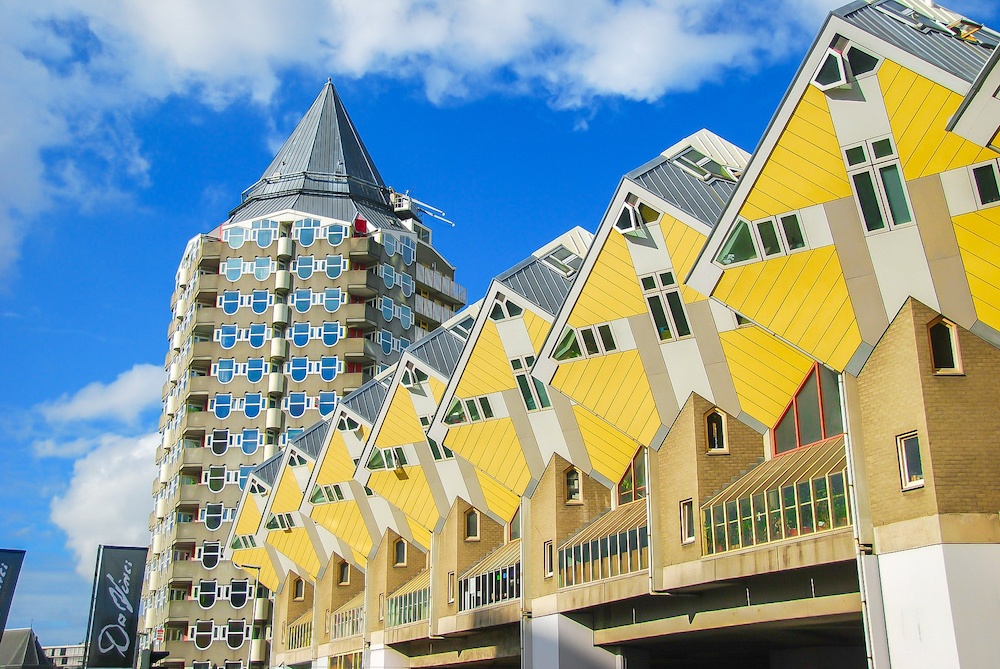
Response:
[50,432,158,578]
[0,0,848,277]
[38,363,164,425]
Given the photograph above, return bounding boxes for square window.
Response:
[898,433,924,490]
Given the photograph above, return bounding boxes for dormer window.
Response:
[542,246,583,277]
[812,36,880,92]
[489,294,524,321]
[615,194,660,234]
[673,147,737,182]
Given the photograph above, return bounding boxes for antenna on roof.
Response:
[390,189,455,227]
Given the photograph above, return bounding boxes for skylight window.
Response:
[673,147,736,182]
[542,245,583,277]
[615,194,661,235]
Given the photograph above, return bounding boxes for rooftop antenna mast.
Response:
[391,189,455,227]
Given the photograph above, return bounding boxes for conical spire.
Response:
[229,81,391,223]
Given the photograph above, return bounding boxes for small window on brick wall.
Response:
[928,318,962,374]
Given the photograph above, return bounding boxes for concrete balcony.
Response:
[179,483,216,506]
[277,236,293,259]
[265,408,283,431]
[346,236,380,263]
[415,263,466,306]
[340,337,378,361]
[179,410,212,435]
[274,269,291,293]
[267,372,287,396]
[194,272,221,299]
[195,238,223,271]
[168,559,204,581]
[341,303,378,330]
[344,269,379,298]
[269,337,289,361]
[192,305,221,329]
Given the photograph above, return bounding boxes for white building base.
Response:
[525,613,619,669]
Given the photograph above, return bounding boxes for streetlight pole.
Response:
[233,563,262,669]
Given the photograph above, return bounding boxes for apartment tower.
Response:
[141,82,465,669]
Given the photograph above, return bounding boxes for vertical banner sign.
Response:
[0,549,26,645]
[84,546,148,669]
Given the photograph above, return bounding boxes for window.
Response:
[844,136,912,233]
[489,294,524,321]
[511,356,551,411]
[216,359,235,384]
[378,593,384,621]
[194,620,213,650]
[565,468,582,503]
[265,513,295,530]
[198,580,217,608]
[640,271,691,342]
[230,580,250,608]
[614,194,660,234]
[367,446,407,471]
[394,539,407,566]
[338,562,350,585]
[201,541,221,569]
[617,448,647,505]
[465,510,480,540]
[812,46,848,90]
[443,395,495,426]
[554,322,618,361]
[542,246,583,276]
[680,499,696,544]
[543,541,553,578]
[241,429,260,455]
[706,410,727,453]
[427,437,454,461]
[311,483,345,504]
[293,578,305,600]
[716,219,758,266]
[928,318,962,374]
[510,506,521,541]
[447,572,455,603]
[207,466,226,493]
[204,503,223,531]
[672,146,737,182]
[774,364,844,455]
[226,620,247,649]
[897,432,924,490]
[971,159,1000,209]
[715,212,806,267]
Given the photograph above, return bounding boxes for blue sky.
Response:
[0,0,995,646]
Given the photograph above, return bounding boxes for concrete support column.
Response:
[524,613,618,669]
[366,632,410,669]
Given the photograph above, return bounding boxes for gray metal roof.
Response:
[836,1,996,84]
[0,629,52,669]
[497,257,573,317]
[228,191,407,231]
[626,155,734,227]
[228,82,398,223]
[252,451,286,487]
[407,327,465,377]
[342,377,390,425]
[289,418,332,459]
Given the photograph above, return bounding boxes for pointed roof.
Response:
[0,629,54,669]
[228,81,398,225]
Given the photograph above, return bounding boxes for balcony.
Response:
[386,571,429,628]
[178,483,215,505]
[341,303,378,330]
[344,269,379,298]
[330,593,364,640]
[558,499,648,588]
[179,410,212,435]
[167,558,203,581]
[346,236,379,264]
[340,337,378,361]
[192,305,220,329]
[195,238,223,271]
[274,269,291,293]
[194,272,220,300]
[414,295,456,328]
[458,539,520,613]
[286,612,313,651]
[415,264,466,306]
[270,337,289,361]
[701,436,850,556]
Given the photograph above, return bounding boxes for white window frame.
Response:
[680,499,696,544]
[968,158,1000,210]
[843,135,914,235]
[897,432,924,491]
[639,271,692,343]
[510,356,551,412]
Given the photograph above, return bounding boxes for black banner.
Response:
[0,549,25,645]
[84,546,148,669]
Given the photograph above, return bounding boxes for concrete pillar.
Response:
[366,631,410,669]
[524,613,618,669]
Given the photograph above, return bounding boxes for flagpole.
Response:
[82,546,104,669]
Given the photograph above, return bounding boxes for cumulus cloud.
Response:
[50,432,158,578]
[38,363,164,425]
[0,0,847,278]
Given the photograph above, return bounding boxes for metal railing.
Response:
[285,616,312,650]
[331,604,363,639]
[414,264,467,304]
[386,587,429,627]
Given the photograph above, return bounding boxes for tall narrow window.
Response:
[706,410,727,453]
[511,357,550,411]
[338,562,350,586]
[844,137,912,233]
[394,539,407,566]
[617,448,647,505]
[565,469,582,503]
[465,510,480,540]
[293,578,305,600]
[897,433,924,490]
[929,319,961,374]
[543,541,554,578]
[640,271,691,342]
[448,572,455,603]
[972,160,1000,207]
[680,500,695,544]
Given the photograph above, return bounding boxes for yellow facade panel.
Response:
[235,498,263,536]
[567,231,647,329]
[445,419,530,493]
[766,252,829,335]
[368,467,438,532]
[375,385,425,449]
[267,527,321,579]
[719,327,814,428]
[475,469,521,522]
[272,466,305,514]
[407,518,432,551]
[953,209,1000,331]
[310,501,373,559]
[230,547,281,591]
[455,319,516,398]
[739,87,850,220]
[662,217,707,282]
[522,309,552,354]
[572,405,639,484]
[426,376,447,403]
[316,431,355,486]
